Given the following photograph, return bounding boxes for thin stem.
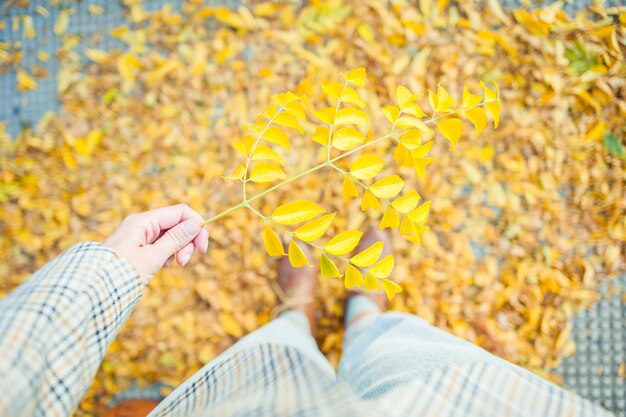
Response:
[242,106,283,201]
[331,164,368,190]
[327,81,349,161]
[201,99,498,227]
[201,129,402,226]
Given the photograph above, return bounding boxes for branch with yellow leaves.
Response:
[201,68,501,300]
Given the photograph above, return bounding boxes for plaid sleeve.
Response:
[0,242,144,417]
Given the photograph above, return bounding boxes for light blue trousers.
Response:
[210,296,518,399]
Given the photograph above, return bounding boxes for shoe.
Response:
[275,241,317,334]
[102,399,159,417]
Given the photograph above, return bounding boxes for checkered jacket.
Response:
[0,242,614,417]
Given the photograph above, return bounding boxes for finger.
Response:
[176,242,195,266]
[136,204,205,243]
[163,255,174,268]
[150,218,201,264]
[193,227,209,254]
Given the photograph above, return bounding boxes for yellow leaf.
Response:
[85,49,109,63]
[22,15,35,38]
[383,105,400,124]
[350,154,384,180]
[361,191,381,211]
[37,51,49,62]
[394,143,411,167]
[251,145,285,164]
[322,82,345,99]
[288,240,310,267]
[405,20,425,34]
[88,4,104,15]
[364,273,382,291]
[332,127,364,150]
[272,200,326,225]
[16,69,38,91]
[249,162,286,183]
[357,22,375,42]
[82,129,103,156]
[392,54,410,74]
[391,191,421,213]
[214,7,247,29]
[341,88,366,108]
[370,175,404,198]
[379,207,400,230]
[481,81,501,128]
[54,9,70,35]
[413,157,436,179]
[344,264,364,289]
[74,138,89,157]
[271,91,300,107]
[403,103,426,118]
[61,144,77,170]
[342,177,359,199]
[410,141,433,159]
[294,213,336,241]
[314,107,336,124]
[110,26,128,38]
[395,116,429,130]
[370,255,394,279]
[117,53,141,83]
[334,108,369,126]
[428,83,455,113]
[261,105,278,119]
[381,279,403,300]
[325,230,363,256]
[400,217,417,236]
[485,100,501,128]
[35,6,49,17]
[263,227,286,256]
[284,100,306,120]
[222,165,246,181]
[219,312,243,337]
[462,86,482,108]
[408,201,431,224]
[274,112,303,133]
[321,254,341,279]
[233,136,254,156]
[586,122,605,141]
[311,126,330,145]
[396,85,419,108]
[263,126,290,150]
[341,68,367,86]
[404,225,430,244]
[350,242,384,267]
[465,108,487,135]
[438,118,462,150]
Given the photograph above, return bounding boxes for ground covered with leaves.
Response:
[0,0,625,414]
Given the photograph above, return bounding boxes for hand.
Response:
[104,204,209,283]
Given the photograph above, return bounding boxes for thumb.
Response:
[151,218,201,263]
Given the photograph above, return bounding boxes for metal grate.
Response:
[556,274,626,416]
[0,0,237,137]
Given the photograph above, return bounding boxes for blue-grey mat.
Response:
[556,274,626,416]
[1,1,623,416]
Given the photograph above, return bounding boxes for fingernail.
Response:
[203,233,209,253]
[184,219,200,235]
[182,253,192,266]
